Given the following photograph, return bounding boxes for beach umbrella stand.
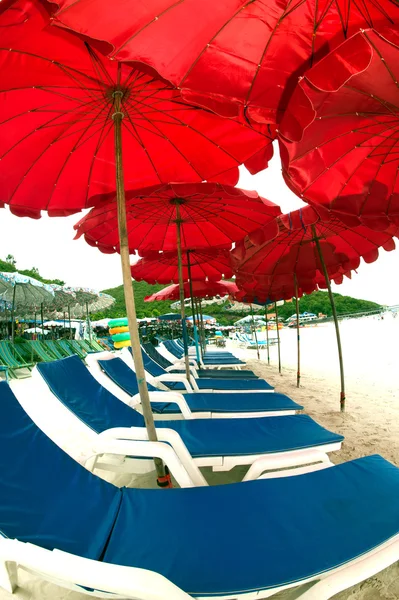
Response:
[10,285,17,343]
[265,306,270,365]
[250,304,260,360]
[186,251,201,364]
[173,201,192,381]
[275,302,282,374]
[294,275,301,388]
[312,226,346,412]
[113,82,167,484]
[85,301,92,342]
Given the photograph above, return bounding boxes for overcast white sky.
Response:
[0,148,398,305]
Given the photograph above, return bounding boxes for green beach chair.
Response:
[89,338,107,352]
[77,340,96,354]
[0,341,34,378]
[66,340,87,359]
[25,340,56,363]
[43,340,67,360]
[57,340,76,357]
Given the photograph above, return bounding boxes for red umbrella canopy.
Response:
[47,0,399,125]
[145,280,238,302]
[131,248,233,284]
[73,182,281,254]
[0,0,274,219]
[231,205,398,294]
[280,28,399,231]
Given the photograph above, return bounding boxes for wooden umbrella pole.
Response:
[250,304,260,360]
[186,250,201,364]
[265,305,270,365]
[312,225,346,412]
[86,301,92,342]
[199,300,206,351]
[294,274,301,388]
[112,84,166,483]
[41,302,44,341]
[173,202,191,382]
[11,284,16,343]
[68,304,72,340]
[275,301,282,374]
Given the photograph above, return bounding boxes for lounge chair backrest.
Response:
[99,358,172,414]
[163,340,182,359]
[139,348,166,378]
[143,343,172,370]
[36,356,145,432]
[0,381,121,559]
[0,341,19,367]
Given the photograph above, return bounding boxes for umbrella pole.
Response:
[250,304,260,360]
[34,311,37,335]
[275,302,282,374]
[41,302,44,341]
[294,274,300,388]
[86,301,92,342]
[186,251,201,364]
[68,305,72,340]
[173,202,191,382]
[199,300,206,351]
[194,298,203,360]
[113,83,167,483]
[11,284,16,343]
[312,225,345,412]
[265,305,270,365]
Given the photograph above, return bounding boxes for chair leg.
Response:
[0,559,18,593]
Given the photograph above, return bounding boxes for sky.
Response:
[0,147,398,305]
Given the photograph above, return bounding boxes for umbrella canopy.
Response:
[131,248,233,283]
[24,327,50,334]
[0,0,274,219]
[0,272,54,307]
[48,284,77,309]
[145,280,238,302]
[157,313,183,321]
[69,292,115,317]
[74,183,281,253]
[47,0,399,125]
[232,205,398,295]
[280,28,399,231]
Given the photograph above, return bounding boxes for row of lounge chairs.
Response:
[0,338,106,379]
[0,339,399,599]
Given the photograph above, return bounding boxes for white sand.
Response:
[1,319,399,599]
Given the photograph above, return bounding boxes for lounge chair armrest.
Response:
[243,450,334,481]
[86,437,197,488]
[132,391,193,419]
[0,539,191,600]
[99,427,207,486]
[154,373,199,392]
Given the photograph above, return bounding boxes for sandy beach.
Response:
[1,317,399,599]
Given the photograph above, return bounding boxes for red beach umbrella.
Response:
[280,28,399,231]
[48,0,399,125]
[75,182,279,377]
[0,0,276,481]
[232,205,398,407]
[131,249,233,284]
[145,280,239,303]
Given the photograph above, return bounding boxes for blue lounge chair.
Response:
[139,348,275,393]
[165,339,245,367]
[33,356,342,480]
[143,342,259,379]
[1,381,399,599]
[94,354,301,417]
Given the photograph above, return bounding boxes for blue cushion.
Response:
[104,455,399,597]
[100,357,299,413]
[36,357,340,459]
[0,381,121,559]
[163,414,343,458]
[37,356,145,431]
[140,349,273,391]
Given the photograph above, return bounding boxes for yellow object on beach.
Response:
[109,326,129,335]
[114,339,131,349]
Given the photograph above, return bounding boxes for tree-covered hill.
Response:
[97,283,382,324]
